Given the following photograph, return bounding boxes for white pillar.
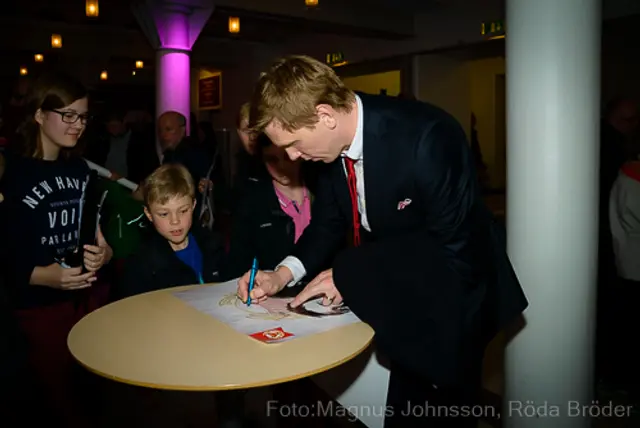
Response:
[504,0,601,426]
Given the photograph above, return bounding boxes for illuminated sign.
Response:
[481,20,505,39]
[326,52,347,67]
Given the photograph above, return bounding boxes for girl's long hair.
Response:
[15,72,88,159]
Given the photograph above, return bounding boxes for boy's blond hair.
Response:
[249,55,355,134]
[142,164,195,207]
[236,102,251,129]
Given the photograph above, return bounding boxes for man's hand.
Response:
[290,269,343,308]
[236,267,293,304]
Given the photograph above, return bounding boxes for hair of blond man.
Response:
[249,55,355,134]
[236,102,251,129]
[142,164,195,207]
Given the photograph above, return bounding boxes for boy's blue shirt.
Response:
[175,233,204,284]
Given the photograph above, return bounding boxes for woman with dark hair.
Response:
[224,134,313,279]
[0,71,112,427]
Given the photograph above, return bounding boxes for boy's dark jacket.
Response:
[114,223,224,300]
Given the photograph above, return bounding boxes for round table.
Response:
[68,284,375,391]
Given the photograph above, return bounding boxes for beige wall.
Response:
[414,54,472,139]
[342,71,401,96]
[469,57,506,189]
[414,54,506,190]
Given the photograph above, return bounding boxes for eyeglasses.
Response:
[50,110,92,125]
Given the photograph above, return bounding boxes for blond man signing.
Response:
[237,55,527,428]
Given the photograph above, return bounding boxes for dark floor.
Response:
[3,365,638,428]
[479,383,640,428]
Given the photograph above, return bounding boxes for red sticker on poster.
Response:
[249,327,294,343]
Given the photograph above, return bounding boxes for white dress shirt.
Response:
[277,94,370,287]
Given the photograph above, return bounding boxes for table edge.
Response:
[71,328,375,391]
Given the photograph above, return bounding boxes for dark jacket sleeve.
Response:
[196,226,226,282]
[331,118,486,386]
[2,184,51,289]
[291,165,348,277]
[221,188,256,280]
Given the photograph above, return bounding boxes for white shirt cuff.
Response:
[276,256,307,287]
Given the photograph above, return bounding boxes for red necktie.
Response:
[344,157,361,247]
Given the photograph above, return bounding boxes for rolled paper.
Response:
[84,158,139,191]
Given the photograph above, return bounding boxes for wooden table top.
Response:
[68,284,375,391]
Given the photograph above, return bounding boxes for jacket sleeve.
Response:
[3,198,51,289]
[114,251,154,300]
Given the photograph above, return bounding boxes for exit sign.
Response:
[326,52,346,67]
[481,20,505,37]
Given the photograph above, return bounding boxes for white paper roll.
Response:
[84,159,139,191]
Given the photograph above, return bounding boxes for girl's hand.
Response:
[83,226,112,272]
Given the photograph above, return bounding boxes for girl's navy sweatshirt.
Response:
[1,151,91,309]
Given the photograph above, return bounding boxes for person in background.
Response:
[233,102,320,197]
[0,71,113,428]
[158,111,211,190]
[84,108,156,185]
[196,120,218,160]
[607,159,640,392]
[224,134,313,279]
[234,102,267,186]
[597,97,639,386]
[156,111,213,223]
[3,78,30,139]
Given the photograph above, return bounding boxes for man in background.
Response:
[84,109,155,185]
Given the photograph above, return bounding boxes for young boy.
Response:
[116,163,225,299]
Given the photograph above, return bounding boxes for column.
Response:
[156,49,190,130]
[133,0,213,134]
[504,0,601,427]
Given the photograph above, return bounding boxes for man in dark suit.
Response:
[237,55,527,427]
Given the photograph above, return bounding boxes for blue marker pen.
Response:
[247,257,258,306]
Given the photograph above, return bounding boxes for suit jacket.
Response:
[292,93,528,387]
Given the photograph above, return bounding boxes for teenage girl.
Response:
[0,72,113,427]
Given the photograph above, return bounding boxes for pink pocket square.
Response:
[397,198,412,210]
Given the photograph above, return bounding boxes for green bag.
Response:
[99,179,146,260]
